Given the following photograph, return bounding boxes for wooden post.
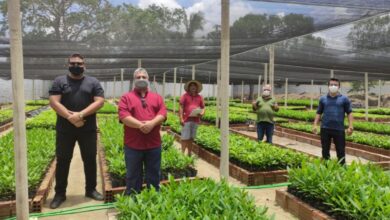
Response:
[257,75,262,99]
[284,78,288,107]
[208,72,211,101]
[192,65,195,80]
[310,80,314,110]
[241,81,244,103]
[179,77,183,96]
[32,79,35,100]
[330,69,334,78]
[269,45,275,97]
[120,68,124,95]
[41,79,45,98]
[8,0,29,218]
[378,80,382,108]
[173,68,177,114]
[153,75,157,93]
[220,0,230,180]
[138,59,142,68]
[365,73,368,121]
[104,81,107,95]
[162,72,166,100]
[264,63,268,85]
[216,59,221,127]
[113,77,117,99]
[231,83,234,100]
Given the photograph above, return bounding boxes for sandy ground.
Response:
[40,144,109,220]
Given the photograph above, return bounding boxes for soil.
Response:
[287,187,352,220]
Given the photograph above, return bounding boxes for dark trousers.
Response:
[320,128,346,165]
[257,122,274,143]
[55,131,97,196]
[124,146,161,195]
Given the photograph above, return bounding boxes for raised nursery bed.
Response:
[279,160,390,220]
[274,126,390,162]
[0,110,58,218]
[168,130,292,186]
[169,127,306,186]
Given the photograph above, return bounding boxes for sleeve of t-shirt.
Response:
[118,95,132,120]
[316,97,324,114]
[179,95,185,106]
[92,80,104,98]
[344,97,353,114]
[157,95,167,119]
[48,78,62,95]
[200,96,205,108]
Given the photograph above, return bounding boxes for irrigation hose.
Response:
[4,183,291,219]
[241,182,291,189]
[4,203,115,220]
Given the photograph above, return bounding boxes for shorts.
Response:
[181,121,199,140]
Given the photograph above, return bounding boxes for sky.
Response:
[106,0,364,38]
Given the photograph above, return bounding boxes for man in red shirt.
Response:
[118,68,167,195]
[179,80,205,156]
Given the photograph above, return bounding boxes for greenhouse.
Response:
[0,0,389,219]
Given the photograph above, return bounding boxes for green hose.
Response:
[4,183,291,219]
[4,203,115,220]
[241,182,290,189]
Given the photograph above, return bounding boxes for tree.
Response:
[348,81,378,94]
[0,0,115,42]
[183,11,204,39]
[347,15,390,50]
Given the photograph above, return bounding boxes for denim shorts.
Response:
[181,121,199,140]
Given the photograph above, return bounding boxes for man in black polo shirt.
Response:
[48,53,105,209]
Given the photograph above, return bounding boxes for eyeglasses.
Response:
[69,62,84,66]
[329,84,339,87]
[140,97,147,108]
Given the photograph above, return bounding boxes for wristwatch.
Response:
[79,112,84,119]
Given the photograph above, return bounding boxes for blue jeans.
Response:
[257,122,274,143]
[124,146,161,195]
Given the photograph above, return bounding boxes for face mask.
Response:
[69,66,84,75]
[329,85,339,94]
[262,90,271,96]
[134,79,150,89]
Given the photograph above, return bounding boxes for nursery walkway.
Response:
[232,129,369,164]
[40,143,109,220]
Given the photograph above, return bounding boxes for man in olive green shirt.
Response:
[252,85,279,143]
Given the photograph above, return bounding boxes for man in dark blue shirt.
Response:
[313,78,354,165]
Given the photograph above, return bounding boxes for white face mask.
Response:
[262,90,271,96]
[329,85,339,94]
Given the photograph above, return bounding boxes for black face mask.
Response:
[69,66,84,75]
